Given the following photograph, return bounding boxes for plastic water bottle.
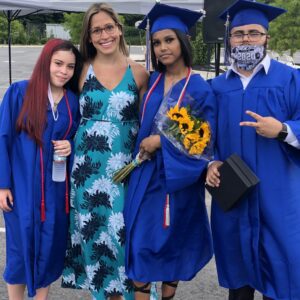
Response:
[52,152,66,182]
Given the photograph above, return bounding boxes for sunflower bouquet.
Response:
[157,104,211,159]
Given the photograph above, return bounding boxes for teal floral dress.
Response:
[62,65,139,299]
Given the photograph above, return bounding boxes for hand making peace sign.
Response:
[240,110,283,138]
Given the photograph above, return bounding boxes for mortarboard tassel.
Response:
[224,12,231,66]
[146,18,151,71]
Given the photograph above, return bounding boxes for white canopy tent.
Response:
[0,0,204,15]
[0,0,204,83]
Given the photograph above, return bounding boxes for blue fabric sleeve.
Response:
[285,70,300,140]
[160,135,207,194]
[0,83,21,188]
[160,76,216,193]
[280,70,300,166]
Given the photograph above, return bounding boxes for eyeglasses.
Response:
[89,23,118,37]
[230,31,267,42]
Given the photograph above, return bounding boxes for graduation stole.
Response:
[141,67,192,228]
[39,90,73,222]
[141,67,192,123]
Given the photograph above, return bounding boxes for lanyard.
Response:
[48,83,61,121]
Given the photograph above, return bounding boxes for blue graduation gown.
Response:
[0,81,79,297]
[124,72,216,282]
[210,60,300,300]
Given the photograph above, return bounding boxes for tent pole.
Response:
[7,10,12,85]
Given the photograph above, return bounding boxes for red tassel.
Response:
[65,194,69,214]
[40,147,46,222]
[163,194,170,228]
[41,201,46,222]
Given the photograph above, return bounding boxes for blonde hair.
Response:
[80,3,129,61]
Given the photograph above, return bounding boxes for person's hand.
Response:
[240,110,282,138]
[206,161,223,187]
[52,140,71,157]
[0,189,13,212]
[138,151,152,161]
[139,135,161,157]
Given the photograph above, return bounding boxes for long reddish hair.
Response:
[16,38,82,146]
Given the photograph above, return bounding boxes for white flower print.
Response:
[88,176,120,207]
[70,186,76,208]
[79,278,90,289]
[108,212,124,241]
[130,126,138,137]
[86,262,99,291]
[118,266,127,287]
[107,91,135,120]
[73,210,81,230]
[86,121,120,148]
[71,231,82,246]
[95,231,118,258]
[77,212,92,241]
[63,273,76,285]
[106,152,132,177]
[79,95,87,116]
[104,279,123,295]
[71,155,86,173]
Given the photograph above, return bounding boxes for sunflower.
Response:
[189,140,207,155]
[183,133,201,150]
[167,105,189,122]
[179,117,194,135]
[198,122,211,145]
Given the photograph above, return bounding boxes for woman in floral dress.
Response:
[61,3,148,300]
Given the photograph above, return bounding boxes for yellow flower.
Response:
[198,122,211,145]
[167,105,189,122]
[179,117,194,134]
[183,133,201,149]
[189,141,207,155]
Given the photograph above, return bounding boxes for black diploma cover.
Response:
[206,154,260,212]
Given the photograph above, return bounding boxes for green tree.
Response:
[0,13,8,43]
[63,12,84,44]
[191,23,210,66]
[63,12,136,45]
[268,0,300,55]
[22,12,64,25]
[0,13,28,44]
[121,14,143,27]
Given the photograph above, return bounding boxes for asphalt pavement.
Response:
[0,45,262,300]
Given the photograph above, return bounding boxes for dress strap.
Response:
[86,64,94,79]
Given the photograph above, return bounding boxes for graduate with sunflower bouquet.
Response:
[113,68,213,184]
[120,3,217,300]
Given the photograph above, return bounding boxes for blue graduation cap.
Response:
[138,3,203,34]
[219,0,286,30]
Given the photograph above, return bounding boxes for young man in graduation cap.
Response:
[206,0,300,299]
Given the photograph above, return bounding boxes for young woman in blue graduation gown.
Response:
[0,39,82,299]
[123,4,216,299]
